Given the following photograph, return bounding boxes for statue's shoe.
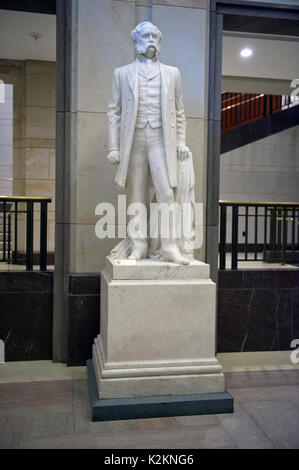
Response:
[162,246,190,265]
[128,247,148,261]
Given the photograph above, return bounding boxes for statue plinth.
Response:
[89,257,233,420]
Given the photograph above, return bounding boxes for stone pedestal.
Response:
[89,257,233,420]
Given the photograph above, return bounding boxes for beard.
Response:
[135,42,160,58]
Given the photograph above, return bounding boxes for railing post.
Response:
[26,201,34,271]
[269,207,277,256]
[263,206,268,261]
[2,201,6,262]
[40,201,48,271]
[231,205,238,270]
[292,206,295,254]
[263,94,267,116]
[254,205,258,260]
[244,206,248,260]
[7,214,11,262]
[269,94,273,114]
[219,204,227,270]
[282,207,287,265]
[13,201,18,263]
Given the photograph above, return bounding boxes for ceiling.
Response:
[222,34,299,80]
[0,10,56,62]
[0,9,299,81]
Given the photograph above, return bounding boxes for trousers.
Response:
[126,124,175,254]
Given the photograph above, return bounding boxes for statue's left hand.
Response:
[177,144,190,161]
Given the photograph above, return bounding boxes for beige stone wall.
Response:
[69,0,210,272]
[23,61,56,253]
[0,84,13,196]
[0,59,56,253]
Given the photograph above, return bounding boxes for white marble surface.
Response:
[77,0,135,113]
[106,256,210,279]
[69,224,119,272]
[69,0,209,272]
[136,5,206,119]
[76,112,123,225]
[186,117,206,204]
[92,265,224,398]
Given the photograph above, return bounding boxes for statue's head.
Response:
[130,22,162,59]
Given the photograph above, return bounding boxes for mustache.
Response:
[135,43,160,56]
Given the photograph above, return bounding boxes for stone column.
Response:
[53,0,222,361]
[54,0,136,361]
[206,1,223,282]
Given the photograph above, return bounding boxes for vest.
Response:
[135,66,162,129]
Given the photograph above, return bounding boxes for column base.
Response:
[87,359,234,422]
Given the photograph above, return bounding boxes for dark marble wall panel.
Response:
[67,274,101,366]
[0,272,53,361]
[1,270,298,363]
[293,289,299,340]
[0,272,53,293]
[217,289,248,352]
[218,270,299,353]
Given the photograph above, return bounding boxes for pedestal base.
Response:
[91,257,232,409]
[87,359,234,421]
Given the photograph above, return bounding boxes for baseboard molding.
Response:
[217,351,299,372]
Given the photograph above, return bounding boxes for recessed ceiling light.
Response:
[241,48,253,58]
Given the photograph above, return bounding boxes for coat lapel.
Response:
[127,61,138,99]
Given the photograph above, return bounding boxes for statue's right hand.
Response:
[107,150,120,166]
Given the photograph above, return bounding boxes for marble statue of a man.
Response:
[107,21,194,265]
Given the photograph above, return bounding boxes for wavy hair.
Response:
[130,22,162,44]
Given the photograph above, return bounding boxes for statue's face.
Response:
[135,24,160,58]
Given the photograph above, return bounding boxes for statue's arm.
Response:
[175,69,190,160]
[107,68,122,164]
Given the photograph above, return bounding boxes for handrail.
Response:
[0,196,51,202]
[221,93,298,132]
[219,201,299,270]
[220,200,299,207]
[0,196,52,271]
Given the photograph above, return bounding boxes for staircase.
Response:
[221,93,299,154]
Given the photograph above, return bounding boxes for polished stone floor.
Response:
[0,367,299,449]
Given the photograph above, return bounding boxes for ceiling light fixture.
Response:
[241,48,253,58]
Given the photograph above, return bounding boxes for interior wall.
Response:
[222,76,294,95]
[69,0,210,273]
[23,60,56,253]
[0,84,13,195]
[220,77,299,205]
[222,36,299,81]
[0,59,56,252]
[220,76,299,245]
[221,126,299,204]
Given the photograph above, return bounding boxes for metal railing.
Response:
[221,93,298,131]
[0,196,51,271]
[219,201,299,270]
